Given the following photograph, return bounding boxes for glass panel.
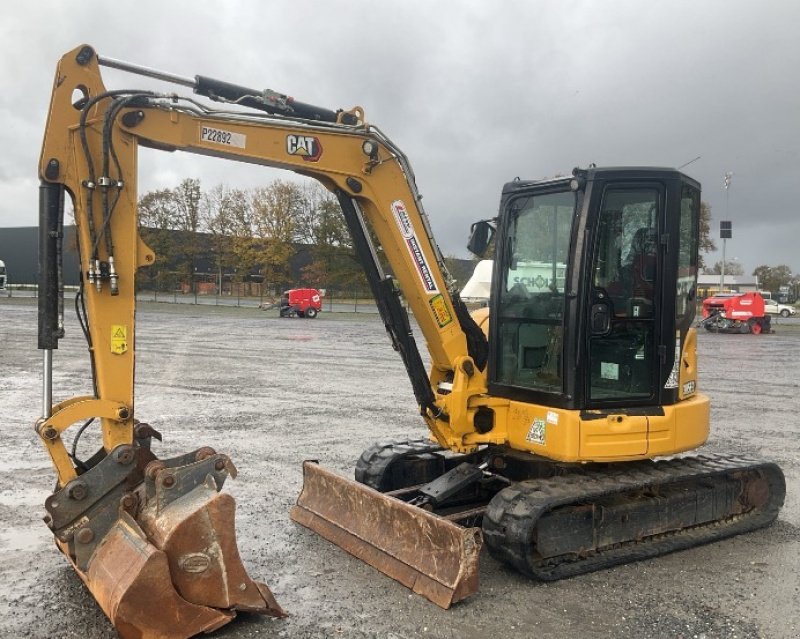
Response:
[496,191,574,392]
[589,321,654,400]
[593,190,658,319]
[677,185,699,320]
[589,188,658,402]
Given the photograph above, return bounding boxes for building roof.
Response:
[698,274,758,287]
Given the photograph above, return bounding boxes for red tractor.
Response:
[279,288,322,318]
[701,291,771,334]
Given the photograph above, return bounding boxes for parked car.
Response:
[764,298,796,317]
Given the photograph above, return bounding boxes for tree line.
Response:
[136,180,795,301]
[137,178,369,295]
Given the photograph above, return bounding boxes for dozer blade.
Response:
[290,461,482,609]
[46,447,285,639]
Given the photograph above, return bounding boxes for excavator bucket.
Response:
[45,447,285,639]
[290,461,482,609]
[80,514,235,638]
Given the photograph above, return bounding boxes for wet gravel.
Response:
[1,298,798,638]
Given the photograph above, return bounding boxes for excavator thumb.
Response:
[290,461,482,609]
[45,446,285,639]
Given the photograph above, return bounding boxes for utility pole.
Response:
[721,172,733,291]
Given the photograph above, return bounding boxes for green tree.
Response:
[297,183,357,288]
[752,264,793,293]
[172,178,203,287]
[698,201,715,268]
[250,180,303,288]
[137,179,203,290]
[138,188,178,289]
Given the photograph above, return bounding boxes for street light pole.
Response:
[721,172,733,292]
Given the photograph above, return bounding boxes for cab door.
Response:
[586,184,663,407]
[581,185,664,456]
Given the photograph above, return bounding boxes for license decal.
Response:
[391,200,439,293]
[200,126,246,149]
[682,380,696,396]
[286,134,323,161]
[429,294,453,327]
[526,418,546,445]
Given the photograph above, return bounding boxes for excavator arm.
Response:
[37,44,493,635]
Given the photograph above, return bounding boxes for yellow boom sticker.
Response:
[429,294,453,327]
[111,325,127,355]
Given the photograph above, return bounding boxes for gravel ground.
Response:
[1,297,798,638]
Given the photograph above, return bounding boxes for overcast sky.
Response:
[1,0,798,274]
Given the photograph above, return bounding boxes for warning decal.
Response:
[429,294,453,327]
[391,200,439,294]
[111,325,128,355]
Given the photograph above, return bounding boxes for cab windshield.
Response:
[495,190,575,393]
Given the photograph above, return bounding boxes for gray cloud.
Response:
[2,0,798,274]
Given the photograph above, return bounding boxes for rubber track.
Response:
[354,439,444,490]
[482,454,786,581]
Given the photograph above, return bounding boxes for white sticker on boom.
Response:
[391,200,439,294]
[199,126,246,149]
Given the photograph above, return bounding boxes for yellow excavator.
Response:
[37,45,785,638]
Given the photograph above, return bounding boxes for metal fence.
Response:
[3,283,381,314]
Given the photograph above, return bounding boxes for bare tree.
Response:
[201,184,239,292]
[707,260,744,276]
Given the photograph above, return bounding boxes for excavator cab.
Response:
[489,168,700,411]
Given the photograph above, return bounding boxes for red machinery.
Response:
[701,291,771,334]
[279,288,323,318]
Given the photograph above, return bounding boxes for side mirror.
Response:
[467,220,495,257]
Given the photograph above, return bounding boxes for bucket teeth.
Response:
[291,460,481,609]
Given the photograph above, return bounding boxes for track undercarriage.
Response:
[343,439,785,587]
